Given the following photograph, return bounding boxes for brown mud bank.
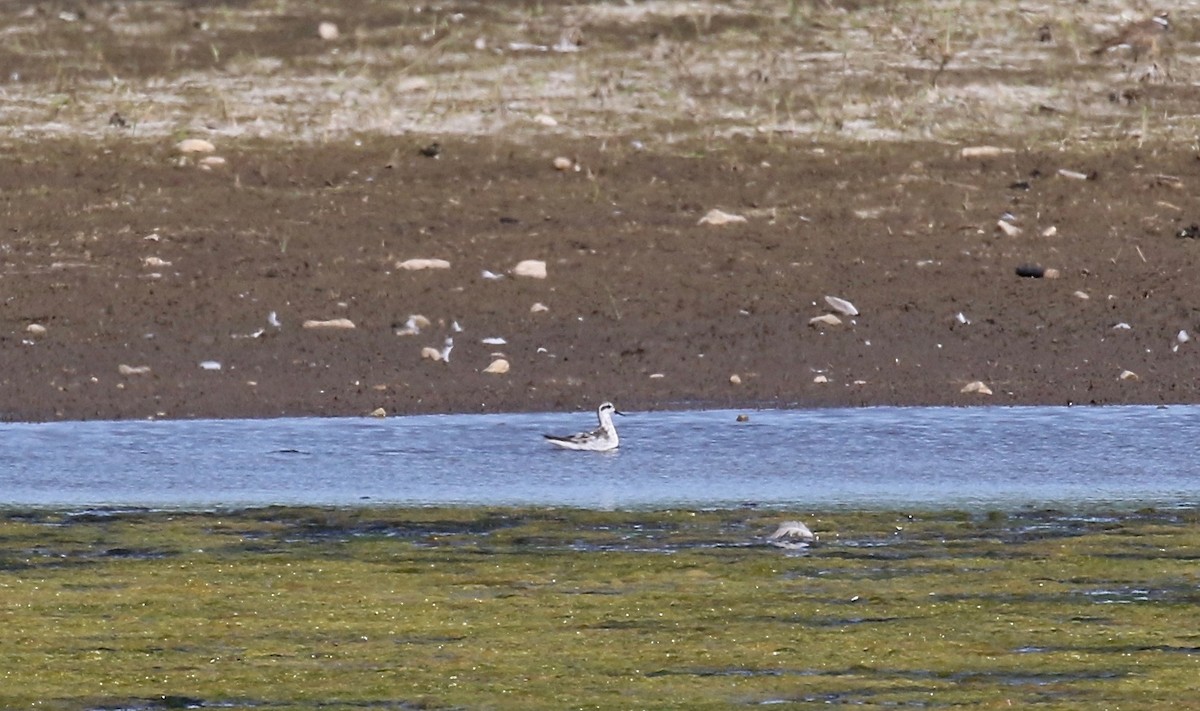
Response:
[2,136,1200,421]
[1,0,1199,420]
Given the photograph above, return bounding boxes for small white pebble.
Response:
[318,21,339,40]
[302,318,355,330]
[698,208,747,226]
[483,358,510,374]
[512,260,547,279]
[809,314,842,327]
[996,219,1021,237]
[397,258,451,271]
[176,138,215,154]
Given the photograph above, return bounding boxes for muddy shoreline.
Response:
[3,136,1200,422]
[2,1,1199,421]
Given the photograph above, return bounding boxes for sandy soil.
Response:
[2,0,1199,421]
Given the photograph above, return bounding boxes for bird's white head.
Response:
[597,402,625,424]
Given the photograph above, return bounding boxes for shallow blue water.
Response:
[1,406,1197,511]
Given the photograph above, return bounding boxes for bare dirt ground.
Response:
[2,0,1200,421]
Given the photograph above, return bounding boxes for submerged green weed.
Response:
[1,507,1198,709]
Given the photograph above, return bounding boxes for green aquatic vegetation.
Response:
[1,507,1198,709]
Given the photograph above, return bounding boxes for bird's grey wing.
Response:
[543,429,594,444]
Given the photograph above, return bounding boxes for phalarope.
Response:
[544,402,624,451]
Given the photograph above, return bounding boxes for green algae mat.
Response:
[2,507,1198,709]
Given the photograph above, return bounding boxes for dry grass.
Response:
[0,0,1196,148]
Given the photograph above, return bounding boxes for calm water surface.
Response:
[1,406,1197,511]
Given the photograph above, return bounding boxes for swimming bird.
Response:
[543,402,624,451]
